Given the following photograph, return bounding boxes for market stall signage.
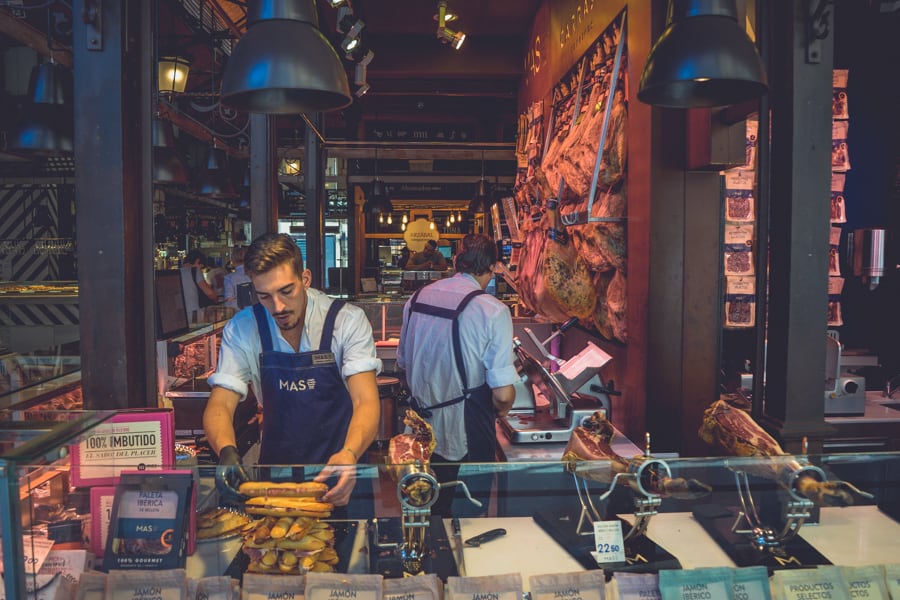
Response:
[404,218,440,252]
[71,409,174,486]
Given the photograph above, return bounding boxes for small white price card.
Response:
[0,535,56,575]
[590,520,625,564]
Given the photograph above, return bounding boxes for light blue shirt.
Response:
[397,273,518,460]
[209,287,381,406]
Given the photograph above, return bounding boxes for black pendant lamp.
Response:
[196,144,238,198]
[152,119,190,185]
[638,0,767,108]
[221,0,352,113]
[468,151,492,215]
[365,149,393,215]
[11,61,73,154]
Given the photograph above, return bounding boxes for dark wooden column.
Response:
[304,113,324,286]
[250,113,278,238]
[764,0,835,452]
[74,0,155,409]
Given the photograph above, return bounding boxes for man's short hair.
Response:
[185,249,208,266]
[454,234,497,276]
[425,239,438,250]
[245,233,304,278]
[232,246,247,263]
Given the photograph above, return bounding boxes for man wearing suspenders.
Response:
[397,234,518,517]
[204,233,381,510]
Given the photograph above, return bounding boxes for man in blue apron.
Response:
[397,234,518,517]
[204,233,381,509]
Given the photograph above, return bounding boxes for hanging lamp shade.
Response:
[221,0,352,114]
[468,178,492,214]
[158,56,191,94]
[365,178,393,215]
[638,0,767,108]
[196,146,238,198]
[152,119,189,185]
[11,62,73,154]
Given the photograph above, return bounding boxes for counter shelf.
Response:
[2,443,900,595]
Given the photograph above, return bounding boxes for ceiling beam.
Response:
[0,8,73,68]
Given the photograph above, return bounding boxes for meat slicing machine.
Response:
[499,319,615,444]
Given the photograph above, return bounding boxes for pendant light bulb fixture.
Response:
[11,61,74,155]
[401,222,406,231]
[221,0,352,113]
[402,213,408,224]
[638,0,767,108]
[378,213,384,224]
[366,147,393,215]
[387,214,393,225]
[429,221,435,230]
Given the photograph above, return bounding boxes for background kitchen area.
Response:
[0,0,898,466]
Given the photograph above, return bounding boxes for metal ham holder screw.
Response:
[728,437,824,553]
[373,462,480,574]
[572,433,669,541]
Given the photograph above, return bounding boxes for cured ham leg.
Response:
[699,399,872,506]
[563,412,711,500]
[386,409,437,487]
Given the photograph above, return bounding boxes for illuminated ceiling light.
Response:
[436,26,466,50]
[433,10,457,22]
[378,213,384,224]
[446,218,451,227]
[401,222,406,231]
[456,211,462,221]
[158,56,190,95]
[281,158,301,175]
[387,214,393,225]
[638,0,767,108]
[221,0,351,114]
[436,0,465,49]
[353,50,374,98]
[429,221,435,230]
[450,213,455,224]
[402,213,408,224]
[338,12,365,55]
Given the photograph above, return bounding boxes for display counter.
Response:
[2,412,900,598]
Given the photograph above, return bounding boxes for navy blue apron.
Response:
[254,300,353,465]
[407,287,496,463]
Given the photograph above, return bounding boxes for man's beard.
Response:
[273,312,300,331]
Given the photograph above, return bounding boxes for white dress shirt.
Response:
[209,287,382,406]
[397,273,518,460]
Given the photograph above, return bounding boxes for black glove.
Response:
[215,445,250,507]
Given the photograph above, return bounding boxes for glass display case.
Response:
[0,281,81,411]
[1,409,899,598]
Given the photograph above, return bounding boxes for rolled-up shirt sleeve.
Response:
[208,320,253,401]
[484,307,519,389]
[338,304,382,378]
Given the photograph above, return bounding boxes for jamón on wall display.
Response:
[512,10,629,343]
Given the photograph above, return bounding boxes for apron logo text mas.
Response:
[278,378,318,392]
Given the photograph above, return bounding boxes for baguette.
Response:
[196,509,251,540]
[245,496,332,513]
[238,481,328,498]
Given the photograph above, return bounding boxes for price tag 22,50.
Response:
[590,520,626,565]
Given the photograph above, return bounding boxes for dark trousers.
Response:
[430,453,492,518]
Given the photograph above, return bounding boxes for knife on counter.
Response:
[450,518,466,576]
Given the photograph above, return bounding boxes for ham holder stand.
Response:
[533,434,681,577]
[369,461,479,579]
[499,318,616,444]
[692,456,837,571]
